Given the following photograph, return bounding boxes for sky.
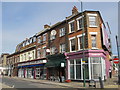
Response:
[1,2,118,55]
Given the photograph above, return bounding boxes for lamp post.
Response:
[79,0,86,87]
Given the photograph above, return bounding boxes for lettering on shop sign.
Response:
[18,60,47,66]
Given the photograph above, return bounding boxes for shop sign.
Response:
[82,61,85,64]
[61,63,65,67]
[18,60,47,66]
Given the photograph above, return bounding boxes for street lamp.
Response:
[79,0,86,87]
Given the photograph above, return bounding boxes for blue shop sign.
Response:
[18,64,44,68]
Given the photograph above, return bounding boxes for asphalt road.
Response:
[1,77,66,88]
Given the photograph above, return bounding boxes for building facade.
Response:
[0,53,9,75]
[6,6,112,81]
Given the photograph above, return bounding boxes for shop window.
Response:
[60,43,66,53]
[90,57,102,79]
[69,58,89,80]
[70,38,76,52]
[59,27,65,37]
[70,65,74,79]
[91,35,97,48]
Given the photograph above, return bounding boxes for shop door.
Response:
[28,68,33,78]
[36,68,40,79]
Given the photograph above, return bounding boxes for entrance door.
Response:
[36,68,40,79]
[27,68,32,78]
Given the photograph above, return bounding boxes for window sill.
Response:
[91,48,98,50]
[77,28,82,31]
[70,50,76,53]
[59,35,65,37]
[69,31,75,35]
[89,26,98,28]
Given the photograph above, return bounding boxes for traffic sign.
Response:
[113,58,119,64]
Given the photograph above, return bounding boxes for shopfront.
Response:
[45,54,66,81]
[17,59,47,79]
[65,50,110,81]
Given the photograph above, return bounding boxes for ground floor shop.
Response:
[17,59,47,80]
[45,54,66,81]
[65,50,111,81]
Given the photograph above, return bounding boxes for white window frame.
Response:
[69,36,76,52]
[68,20,75,33]
[77,33,85,50]
[87,13,97,27]
[43,33,47,41]
[42,46,46,58]
[59,43,66,53]
[37,48,41,58]
[76,16,83,30]
[59,27,65,37]
[37,36,41,43]
[91,34,98,49]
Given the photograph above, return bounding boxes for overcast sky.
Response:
[1,2,118,55]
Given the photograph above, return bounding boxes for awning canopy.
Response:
[45,54,66,67]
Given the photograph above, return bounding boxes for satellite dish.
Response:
[51,30,56,35]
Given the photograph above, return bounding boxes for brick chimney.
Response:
[72,6,78,15]
[44,24,50,29]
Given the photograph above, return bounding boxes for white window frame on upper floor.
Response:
[77,33,85,50]
[68,20,75,33]
[43,33,47,41]
[69,36,76,52]
[59,27,65,37]
[87,13,98,27]
[59,43,66,53]
[76,16,83,30]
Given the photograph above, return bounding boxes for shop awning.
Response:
[45,54,66,67]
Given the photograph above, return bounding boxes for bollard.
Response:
[99,77,104,88]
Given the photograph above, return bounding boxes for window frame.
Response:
[77,33,85,50]
[69,37,76,52]
[87,13,98,27]
[68,20,75,33]
[59,27,65,37]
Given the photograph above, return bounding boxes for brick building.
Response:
[6,6,112,81]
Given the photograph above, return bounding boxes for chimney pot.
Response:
[44,24,50,29]
[72,6,78,15]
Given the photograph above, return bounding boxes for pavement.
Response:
[1,73,119,89]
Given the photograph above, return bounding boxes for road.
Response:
[1,77,67,88]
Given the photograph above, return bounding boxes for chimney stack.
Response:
[44,24,50,29]
[72,6,78,15]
